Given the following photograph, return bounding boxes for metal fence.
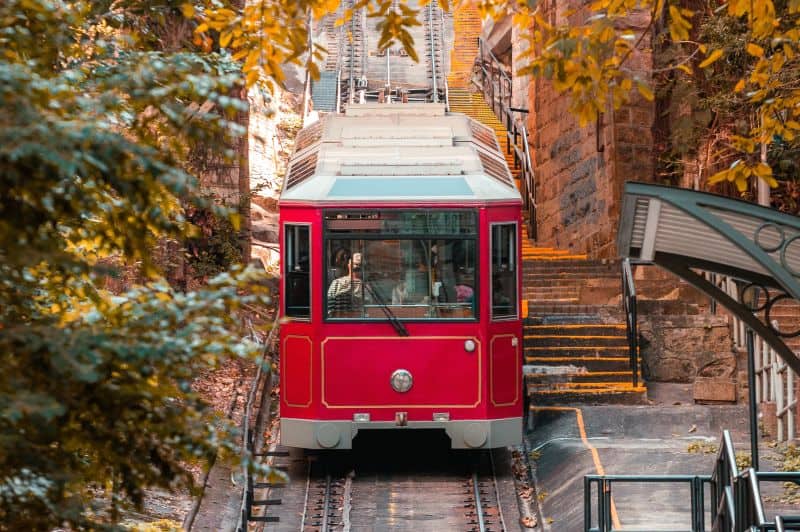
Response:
[584,430,800,531]
[475,37,537,241]
[712,274,797,442]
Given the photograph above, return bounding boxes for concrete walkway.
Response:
[527,391,797,531]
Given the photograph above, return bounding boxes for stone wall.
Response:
[639,313,738,403]
[526,4,654,257]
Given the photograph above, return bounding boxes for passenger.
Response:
[331,247,351,279]
[455,274,474,304]
[391,280,408,304]
[327,253,364,314]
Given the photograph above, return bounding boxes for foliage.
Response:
[1,0,268,529]
[186,203,244,279]
[190,0,800,194]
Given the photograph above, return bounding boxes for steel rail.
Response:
[489,451,509,532]
[472,471,488,532]
[299,458,312,532]
[439,8,449,108]
[427,2,438,103]
[321,473,333,531]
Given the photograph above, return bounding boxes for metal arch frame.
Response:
[657,253,800,376]
[620,182,800,300]
[619,182,800,375]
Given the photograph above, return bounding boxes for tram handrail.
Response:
[621,258,639,388]
[476,37,537,240]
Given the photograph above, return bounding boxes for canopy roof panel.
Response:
[619,182,800,298]
[618,182,800,374]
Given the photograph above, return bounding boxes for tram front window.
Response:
[324,211,477,320]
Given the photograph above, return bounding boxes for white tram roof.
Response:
[279,103,522,204]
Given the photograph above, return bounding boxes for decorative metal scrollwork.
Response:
[754,222,800,278]
[781,234,800,277]
[738,283,800,338]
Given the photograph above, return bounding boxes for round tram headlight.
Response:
[390,369,413,393]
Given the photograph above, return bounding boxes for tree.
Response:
[191,0,800,195]
[1,1,268,528]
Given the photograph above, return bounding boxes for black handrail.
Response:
[476,37,537,240]
[710,429,739,531]
[621,258,639,387]
[584,474,709,531]
[584,430,800,531]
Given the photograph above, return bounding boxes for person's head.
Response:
[350,252,363,277]
[335,247,350,267]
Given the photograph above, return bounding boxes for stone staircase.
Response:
[521,230,648,405]
[445,5,521,185]
[448,89,520,183]
[446,3,481,89]
[311,71,339,112]
[444,3,647,405]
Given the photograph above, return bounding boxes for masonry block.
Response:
[693,377,737,404]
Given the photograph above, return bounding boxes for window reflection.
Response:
[324,211,477,320]
[491,223,517,318]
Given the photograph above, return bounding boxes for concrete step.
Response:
[525,370,640,384]
[527,303,623,316]
[525,344,630,356]
[528,386,647,405]
[524,323,627,336]
[524,335,628,348]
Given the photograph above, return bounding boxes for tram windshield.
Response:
[324,210,477,320]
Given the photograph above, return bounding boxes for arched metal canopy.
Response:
[617,182,800,374]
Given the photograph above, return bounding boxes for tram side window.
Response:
[491,224,517,319]
[285,225,310,318]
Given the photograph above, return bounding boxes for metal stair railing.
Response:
[584,474,709,531]
[621,258,639,388]
[476,37,537,240]
[711,430,741,531]
[583,429,800,531]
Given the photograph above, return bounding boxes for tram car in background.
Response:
[278,103,523,449]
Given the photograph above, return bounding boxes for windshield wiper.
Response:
[362,280,410,337]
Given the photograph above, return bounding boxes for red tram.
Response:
[278,103,522,449]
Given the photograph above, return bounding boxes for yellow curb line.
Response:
[530,406,622,530]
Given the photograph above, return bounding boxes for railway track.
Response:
[300,458,352,531]
[423,0,446,104]
[252,441,514,531]
[466,453,508,532]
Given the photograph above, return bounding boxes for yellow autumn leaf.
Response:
[246,69,260,87]
[753,162,772,178]
[636,81,654,101]
[746,43,765,57]
[698,49,723,68]
[180,3,195,18]
[708,168,730,184]
[734,78,746,92]
[220,30,232,48]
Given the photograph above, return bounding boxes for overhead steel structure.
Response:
[617,181,800,375]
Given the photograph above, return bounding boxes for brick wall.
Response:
[527,4,654,258]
